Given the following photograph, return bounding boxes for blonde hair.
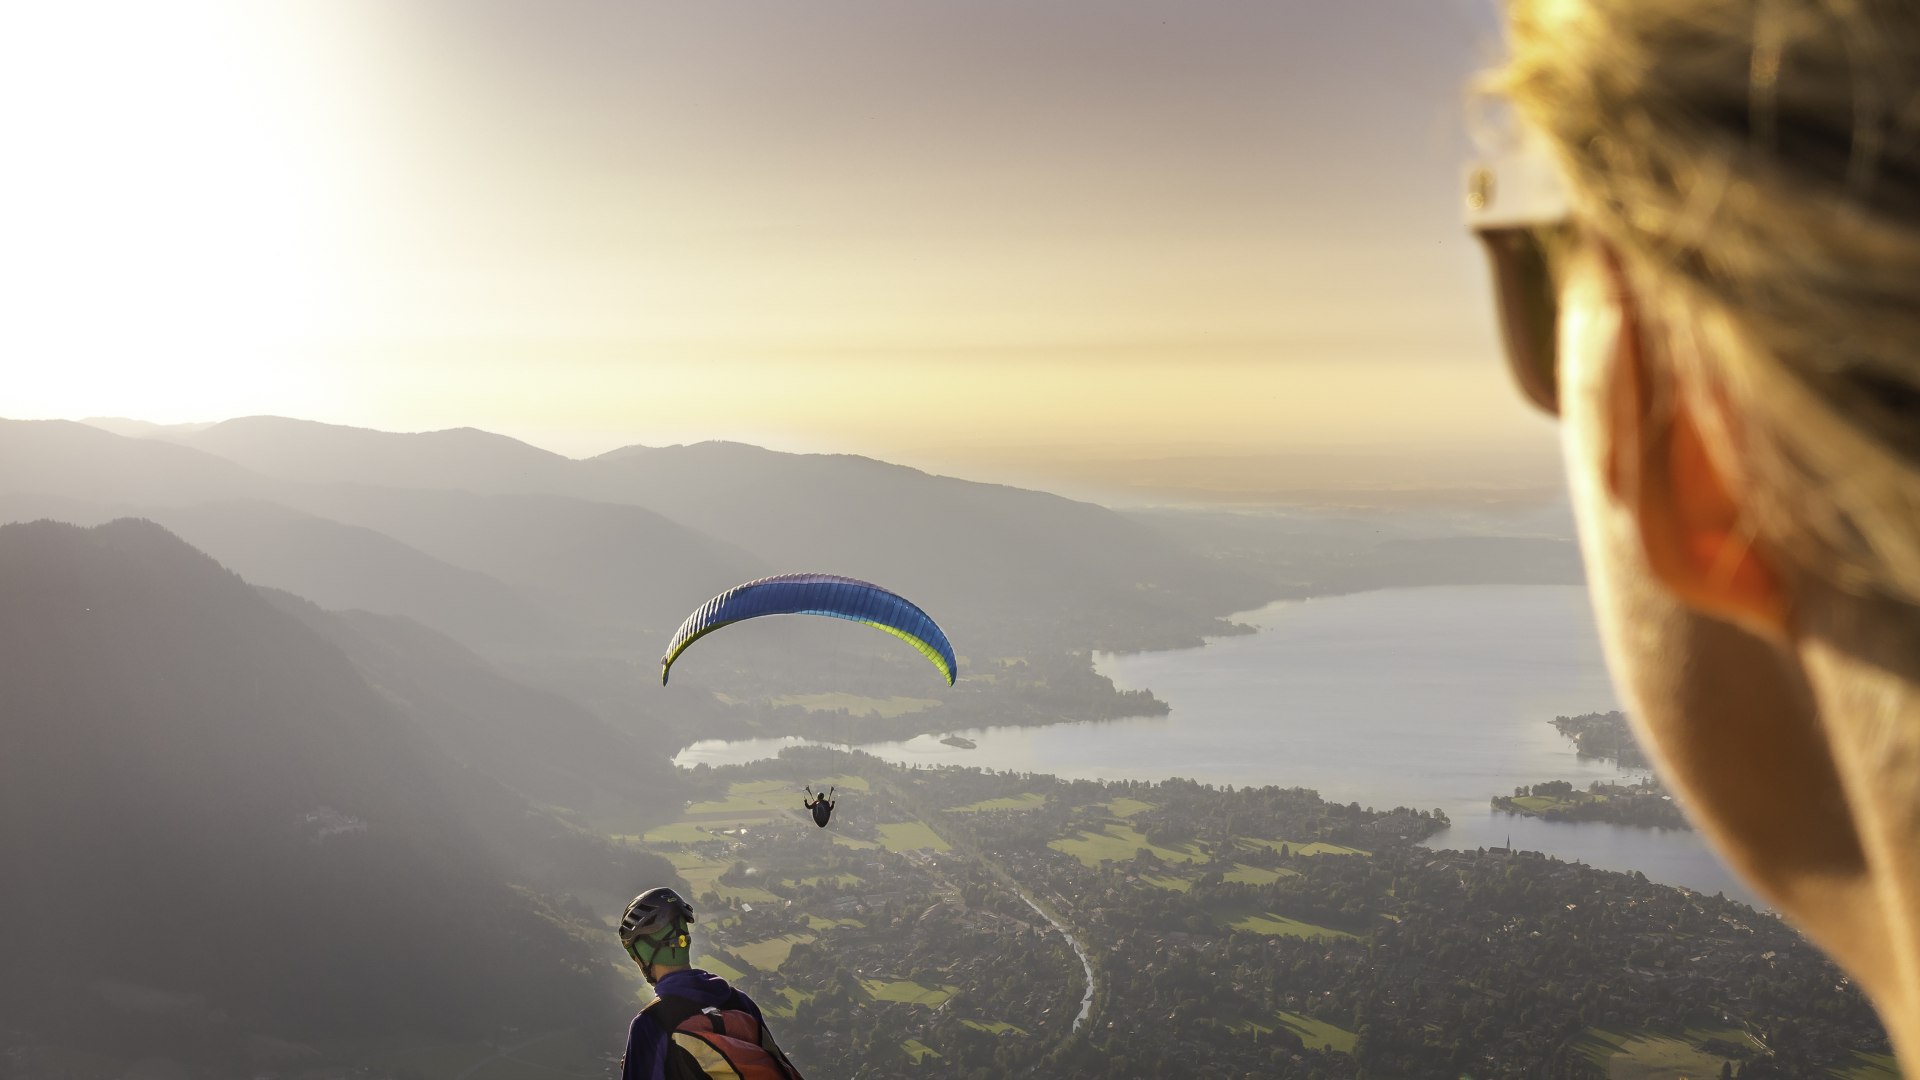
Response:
[1497,0,1920,608]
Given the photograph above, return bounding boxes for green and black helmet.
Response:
[620,887,694,981]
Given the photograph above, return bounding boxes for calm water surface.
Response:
[675,586,1756,905]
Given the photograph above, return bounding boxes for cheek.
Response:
[1555,270,1689,753]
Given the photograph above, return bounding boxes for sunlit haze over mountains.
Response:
[2,0,1554,494]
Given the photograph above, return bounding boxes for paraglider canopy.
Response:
[660,573,957,686]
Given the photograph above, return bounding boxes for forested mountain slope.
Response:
[0,520,644,1070]
[0,494,555,649]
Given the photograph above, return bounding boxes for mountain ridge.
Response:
[34,415,1270,652]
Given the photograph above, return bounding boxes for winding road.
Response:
[875,775,1101,1054]
[1015,888,1096,1033]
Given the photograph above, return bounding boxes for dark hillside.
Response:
[0,495,559,650]
[0,495,556,645]
[0,520,630,1066]
[267,594,681,817]
[282,485,768,645]
[155,500,555,649]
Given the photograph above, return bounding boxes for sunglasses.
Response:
[1465,142,1575,416]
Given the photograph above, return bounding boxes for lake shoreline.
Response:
[675,586,1757,905]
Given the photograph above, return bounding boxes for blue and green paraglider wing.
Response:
[661,573,957,686]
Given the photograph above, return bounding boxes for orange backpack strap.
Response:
[756,1025,805,1080]
[645,996,805,1080]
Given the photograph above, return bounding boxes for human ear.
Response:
[1600,257,1791,642]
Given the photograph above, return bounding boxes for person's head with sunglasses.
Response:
[1472,0,1920,1064]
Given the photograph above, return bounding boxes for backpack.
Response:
[646,994,806,1080]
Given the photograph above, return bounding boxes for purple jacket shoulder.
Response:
[621,969,766,1080]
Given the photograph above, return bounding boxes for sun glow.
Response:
[1,2,379,421]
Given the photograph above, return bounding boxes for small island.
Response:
[1492,711,1693,830]
[939,734,977,749]
[1494,778,1692,830]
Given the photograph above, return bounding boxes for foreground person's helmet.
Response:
[621,887,695,946]
[620,887,694,982]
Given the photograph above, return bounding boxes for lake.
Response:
[674,585,1757,905]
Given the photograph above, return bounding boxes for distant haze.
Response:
[4,1,1550,487]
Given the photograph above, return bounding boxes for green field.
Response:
[862,979,959,1007]
[1278,1012,1357,1054]
[695,952,748,982]
[1107,797,1156,817]
[1225,863,1298,885]
[903,1039,943,1062]
[1223,909,1357,940]
[1833,1052,1902,1079]
[804,914,864,931]
[732,932,816,972]
[1228,1012,1356,1054]
[639,822,712,844]
[1575,1027,1758,1080]
[653,778,874,845]
[762,985,817,1019]
[1507,792,1608,814]
[771,693,941,718]
[1240,837,1369,858]
[945,792,1046,813]
[875,821,951,853]
[664,850,779,903]
[1141,873,1193,892]
[631,778,846,853]
[962,1020,1029,1035]
[1051,823,1206,867]
[790,872,861,888]
[683,779,800,820]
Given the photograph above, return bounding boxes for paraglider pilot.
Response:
[803,786,835,828]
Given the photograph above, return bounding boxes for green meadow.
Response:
[1832,1052,1902,1079]
[663,849,779,904]
[861,979,960,1007]
[1239,837,1369,858]
[1225,863,1298,885]
[1228,1012,1357,1054]
[1574,1027,1762,1080]
[694,952,748,983]
[962,1020,1028,1035]
[875,821,951,853]
[902,1039,943,1062]
[1050,822,1206,867]
[1141,873,1193,892]
[731,932,816,972]
[945,792,1046,813]
[1222,909,1357,940]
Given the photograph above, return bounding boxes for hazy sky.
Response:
[3,1,1553,471]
